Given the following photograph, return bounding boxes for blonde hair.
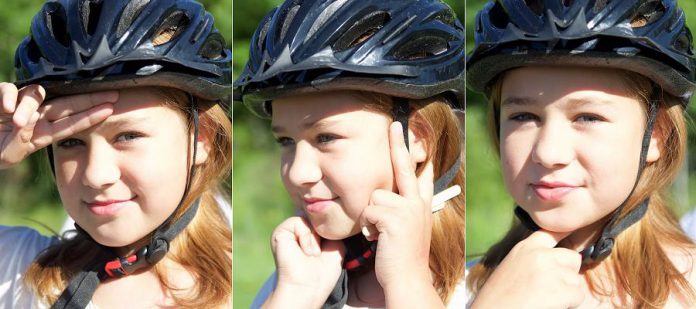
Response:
[468,70,696,307]
[24,87,232,307]
[354,91,465,303]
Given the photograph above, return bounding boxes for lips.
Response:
[84,197,135,216]
[303,196,338,213]
[530,181,579,202]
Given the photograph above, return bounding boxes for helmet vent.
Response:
[45,3,70,47]
[630,1,665,28]
[390,35,448,60]
[280,5,300,42]
[489,1,510,29]
[26,38,42,63]
[674,28,693,55]
[333,11,390,52]
[198,33,226,60]
[80,0,104,36]
[117,0,151,38]
[592,0,610,14]
[525,0,544,16]
[562,0,574,7]
[257,19,271,51]
[306,0,349,42]
[152,10,190,46]
[425,9,456,27]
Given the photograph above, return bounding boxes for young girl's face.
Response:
[53,88,201,248]
[271,91,395,240]
[498,66,659,233]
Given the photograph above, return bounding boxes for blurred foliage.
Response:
[232,1,463,307]
[466,0,696,260]
[0,0,232,257]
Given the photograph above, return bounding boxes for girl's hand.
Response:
[360,122,444,307]
[264,216,345,309]
[0,83,118,170]
[470,230,584,309]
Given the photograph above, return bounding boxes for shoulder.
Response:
[250,271,277,309]
[0,226,59,308]
[0,225,58,264]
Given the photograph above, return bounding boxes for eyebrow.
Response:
[501,96,614,108]
[98,116,152,132]
[501,96,537,107]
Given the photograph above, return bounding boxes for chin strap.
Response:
[515,89,659,266]
[51,94,201,309]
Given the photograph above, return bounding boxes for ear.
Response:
[408,125,428,165]
[646,123,662,163]
[193,133,211,165]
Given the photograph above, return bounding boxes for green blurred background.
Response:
[232,1,463,307]
[465,0,696,260]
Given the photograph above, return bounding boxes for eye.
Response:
[508,112,539,122]
[575,114,603,123]
[56,138,84,148]
[115,132,143,143]
[316,133,338,144]
[275,136,295,147]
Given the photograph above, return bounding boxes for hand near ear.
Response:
[359,121,444,308]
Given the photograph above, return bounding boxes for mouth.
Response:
[84,196,136,216]
[303,196,338,213]
[530,181,579,202]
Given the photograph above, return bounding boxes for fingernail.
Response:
[361,226,372,238]
[33,86,43,99]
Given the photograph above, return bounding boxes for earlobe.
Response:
[194,136,210,165]
[646,126,661,163]
[408,128,428,164]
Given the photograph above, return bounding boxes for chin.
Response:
[313,222,359,240]
[84,226,145,248]
[527,210,585,233]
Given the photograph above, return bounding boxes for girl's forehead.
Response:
[500,66,635,101]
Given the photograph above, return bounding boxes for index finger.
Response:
[523,229,573,249]
[40,90,119,121]
[389,121,419,199]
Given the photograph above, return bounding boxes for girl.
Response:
[467,0,696,307]
[234,0,466,308]
[0,0,231,308]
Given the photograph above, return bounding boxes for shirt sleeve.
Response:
[250,271,277,309]
[0,226,58,309]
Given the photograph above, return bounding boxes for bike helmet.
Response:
[234,0,466,118]
[467,0,696,103]
[15,0,231,102]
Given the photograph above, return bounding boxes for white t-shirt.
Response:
[0,225,100,309]
[250,271,467,309]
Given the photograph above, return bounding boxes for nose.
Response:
[284,141,322,188]
[82,141,120,189]
[531,119,575,169]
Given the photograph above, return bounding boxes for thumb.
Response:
[523,229,572,249]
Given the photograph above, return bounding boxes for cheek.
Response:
[500,136,530,189]
[582,137,641,206]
